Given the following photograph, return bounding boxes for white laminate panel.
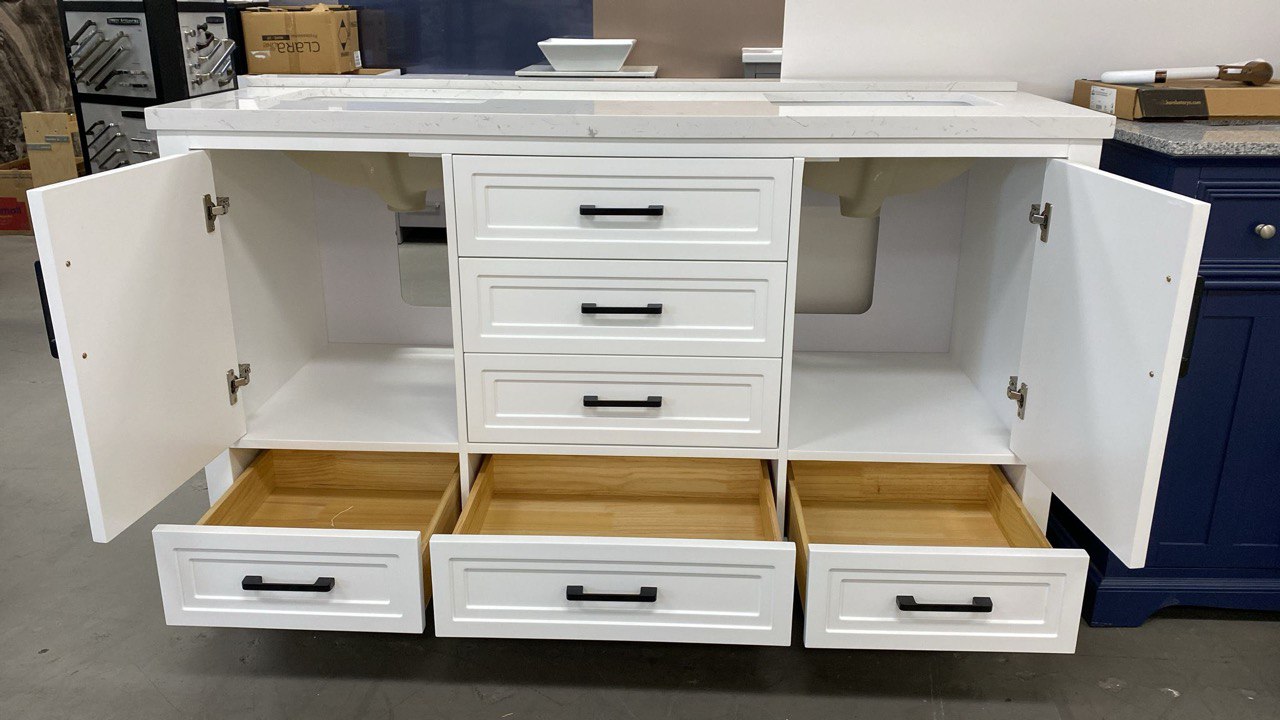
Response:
[28,152,245,543]
[804,545,1087,653]
[153,525,425,634]
[453,155,792,260]
[431,535,794,645]
[463,354,782,448]
[459,258,787,356]
[1011,161,1209,569]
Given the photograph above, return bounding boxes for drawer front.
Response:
[430,535,795,645]
[453,155,793,261]
[1198,182,1280,262]
[804,545,1087,653]
[459,258,788,356]
[153,525,425,634]
[463,353,782,447]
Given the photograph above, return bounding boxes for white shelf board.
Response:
[788,352,1017,464]
[236,344,458,452]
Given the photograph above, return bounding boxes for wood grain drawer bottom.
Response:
[789,461,1087,653]
[153,450,459,634]
[431,454,795,645]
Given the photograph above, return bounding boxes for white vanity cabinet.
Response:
[30,78,1210,652]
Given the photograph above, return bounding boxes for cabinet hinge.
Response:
[1006,375,1028,420]
[227,363,251,405]
[1028,202,1052,243]
[203,194,230,233]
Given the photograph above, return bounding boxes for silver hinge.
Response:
[203,194,230,233]
[1028,202,1052,243]
[226,363,251,405]
[1006,375,1028,420]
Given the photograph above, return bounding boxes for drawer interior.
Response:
[201,450,460,538]
[455,455,781,542]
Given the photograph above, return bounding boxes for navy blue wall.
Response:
[333,0,593,74]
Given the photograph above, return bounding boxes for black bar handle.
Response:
[33,262,58,359]
[581,303,663,315]
[1179,275,1206,378]
[242,575,336,593]
[583,395,662,408]
[896,595,993,613]
[579,204,664,217]
[566,585,658,603]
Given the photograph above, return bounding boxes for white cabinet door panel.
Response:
[30,152,244,542]
[459,258,787,356]
[1011,160,1209,569]
[431,535,794,645]
[153,525,425,633]
[464,353,782,447]
[453,155,792,260]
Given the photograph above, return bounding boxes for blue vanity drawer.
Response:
[1197,181,1280,262]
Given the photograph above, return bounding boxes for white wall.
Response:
[782,0,1278,99]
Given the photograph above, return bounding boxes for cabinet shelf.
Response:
[235,343,458,452]
[788,352,1016,464]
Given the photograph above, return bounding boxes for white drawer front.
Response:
[805,545,1087,653]
[453,155,792,261]
[463,353,782,447]
[153,525,425,634]
[459,258,787,356]
[431,535,794,645]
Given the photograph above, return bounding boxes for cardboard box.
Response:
[243,4,361,75]
[0,113,82,236]
[0,158,35,236]
[1074,78,1280,120]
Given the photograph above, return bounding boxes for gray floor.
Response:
[2,233,1279,720]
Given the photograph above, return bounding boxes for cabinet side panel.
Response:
[214,151,329,417]
[951,159,1046,430]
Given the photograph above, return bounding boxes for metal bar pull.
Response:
[242,575,335,593]
[34,262,58,359]
[583,395,662,408]
[566,585,658,603]
[579,204,664,217]
[581,302,663,315]
[896,595,993,613]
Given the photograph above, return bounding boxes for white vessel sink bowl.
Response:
[538,38,636,72]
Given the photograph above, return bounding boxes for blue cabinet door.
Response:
[1148,272,1280,569]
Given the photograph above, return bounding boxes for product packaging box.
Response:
[1074,79,1280,120]
[243,4,361,75]
[0,159,35,236]
[1,112,82,236]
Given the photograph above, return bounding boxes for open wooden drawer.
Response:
[430,455,795,645]
[153,450,460,634]
[788,461,1088,653]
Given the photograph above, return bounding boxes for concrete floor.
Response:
[2,233,1279,720]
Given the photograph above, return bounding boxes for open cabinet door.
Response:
[30,152,245,543]
[1011,160,1208,568]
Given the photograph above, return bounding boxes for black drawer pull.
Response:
[34,262,58,359]
[581,303,663,315]
[896,595,993,613]
[579,204,664,217]
[583,395,662,408]
[566,585,658,603]
[242,575,335,593]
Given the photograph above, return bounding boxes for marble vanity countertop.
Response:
[1114,119,1280,157]
[145,76,1115,143]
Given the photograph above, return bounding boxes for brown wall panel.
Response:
[594,0,783,78]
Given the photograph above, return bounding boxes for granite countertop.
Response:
[1114,119,1280,157]
[144,76,1114,142]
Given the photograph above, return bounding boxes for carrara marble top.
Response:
[145,76,1115,143]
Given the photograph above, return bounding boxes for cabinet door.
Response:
[1011,160,1209,569]
[30,152,244,543]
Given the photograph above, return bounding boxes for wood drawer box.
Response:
[430,455,794,645]
[153,450,459,634]
[452,155,793,261]
[458,258,788,357]
[463,353,782,448]
[788,461,1088,653]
